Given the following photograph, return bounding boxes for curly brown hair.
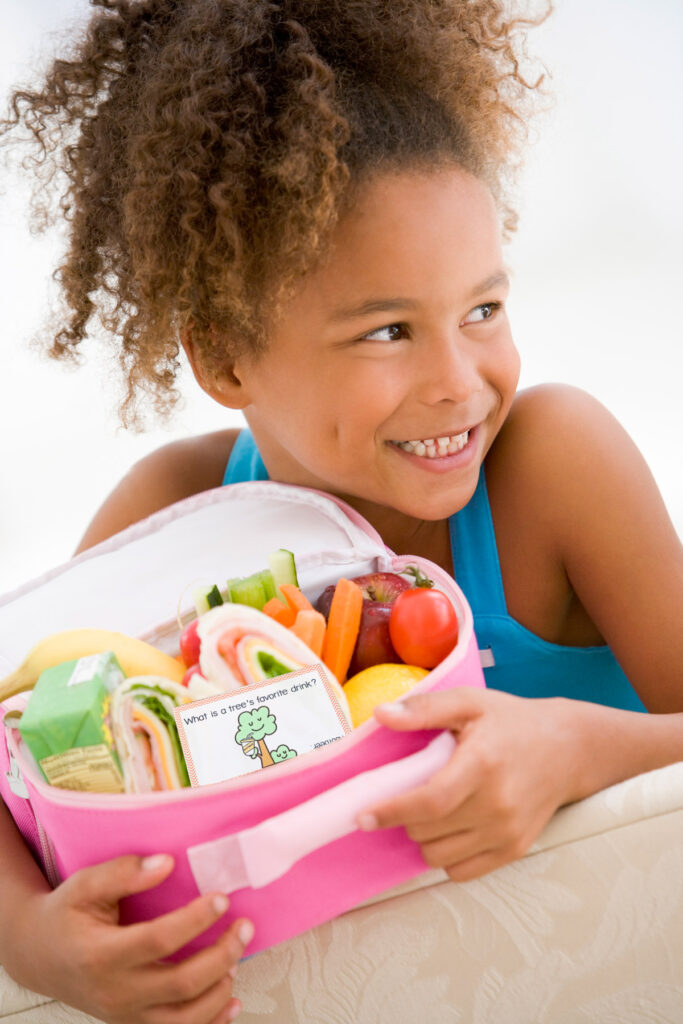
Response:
[1,0,550,426]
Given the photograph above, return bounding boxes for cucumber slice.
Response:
[228,570,276,610]
[258,570,277,604]
[268,549,299,601]
[193,583,227,617]
[206,584,225,608]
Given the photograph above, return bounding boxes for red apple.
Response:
[315,571,411,620]
[350,572,413,603]
[316,570,435,676]
[347,601,402,675]
[314,584,336,620]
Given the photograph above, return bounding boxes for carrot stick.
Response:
[321,578,363,684]
[292,609,327,658]
[280,583,315,615]
[262,597,297,628]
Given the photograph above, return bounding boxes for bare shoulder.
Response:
[75,427,240,553]
[489,382,634,476]
[487,382,674,514]
[487,384,683,709]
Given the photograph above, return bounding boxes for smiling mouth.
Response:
[390,430,471,458]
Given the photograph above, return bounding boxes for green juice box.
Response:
[19,651,126,793]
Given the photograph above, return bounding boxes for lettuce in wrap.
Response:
[111,676,192,792]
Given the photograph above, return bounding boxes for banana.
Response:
[0,628,185,702]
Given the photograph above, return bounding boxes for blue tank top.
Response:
[223,430,646,712]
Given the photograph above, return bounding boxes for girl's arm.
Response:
[0,800,251,1022]
[501,384,683,709]
[363,690,683,881]
[75,429,240,553]
[359,385,683,879]
[1,428,248,1020]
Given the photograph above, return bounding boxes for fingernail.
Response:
[228,965,237,979]
[213,893,229,915]
[227,1000,242,1021]
[357,813,378,831]
[238,919,254,947]
[376,701,410,715]
[141,854,171,871]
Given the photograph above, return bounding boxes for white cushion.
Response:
[3,760,682,1022]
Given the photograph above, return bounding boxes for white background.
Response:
[1,0,681,595]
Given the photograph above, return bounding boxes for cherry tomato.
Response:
[179,618,201,668]
[389,588,459,668]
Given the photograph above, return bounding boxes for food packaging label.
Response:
[67,651,125,691]
[39,743,124,793]
[18,652,125,789]
[175,663,352,787]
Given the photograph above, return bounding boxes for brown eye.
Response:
[363,323,408,342]
[462,301,502,325]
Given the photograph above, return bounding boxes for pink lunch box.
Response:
[0,481,484,957]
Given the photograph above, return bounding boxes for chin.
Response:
[389,488,474,522]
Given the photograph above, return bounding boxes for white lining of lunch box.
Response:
[2,477,476,806]
[2,476,475,813]
[0,482,394,671]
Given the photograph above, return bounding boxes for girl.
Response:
[1,1,682,1022]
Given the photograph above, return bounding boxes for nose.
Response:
[415,330,484,406]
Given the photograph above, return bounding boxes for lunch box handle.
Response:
[187,729,456,894]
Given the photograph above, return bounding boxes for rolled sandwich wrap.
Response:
[111,676,192,792]
[198,604,351,725]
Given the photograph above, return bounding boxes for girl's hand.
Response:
[357,688,581,882]
[12,853,251,1024]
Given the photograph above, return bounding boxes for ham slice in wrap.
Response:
[111,676,193,792]
[197,605,351,725]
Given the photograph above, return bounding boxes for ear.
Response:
[180,325,251,410]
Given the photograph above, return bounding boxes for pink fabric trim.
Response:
[188,731,456,893]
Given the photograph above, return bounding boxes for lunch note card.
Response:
[175,664,352,787]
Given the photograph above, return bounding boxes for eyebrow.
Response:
[466,271,510,301]
[328,270,510,322]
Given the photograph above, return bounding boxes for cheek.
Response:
[317,360,408,423]
[491,335,521,399]
[254,354,389,448]
[507,342,522,390]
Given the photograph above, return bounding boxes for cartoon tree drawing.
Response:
[272,744,297,762]
[235,707,278,768]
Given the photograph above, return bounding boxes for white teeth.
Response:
[395,431,470,458]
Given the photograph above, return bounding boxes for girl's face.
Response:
[233,166,520,522]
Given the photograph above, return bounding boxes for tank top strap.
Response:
[222,429,269,485]
[448,468,507,617]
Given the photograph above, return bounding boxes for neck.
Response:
[338,494,453,576]
[243,418,455,575]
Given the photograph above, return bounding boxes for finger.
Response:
[66,853,175,912]
[212,998,242,1024]
[142,918,254,1007]
[113,892,243,969]
[406,801,478,843]
[373,687,487,733]
[357,742,482,831]
[435,822,540,882]
[444,847,517,883]
[147,972,237,1024]
[416,828,481,870]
